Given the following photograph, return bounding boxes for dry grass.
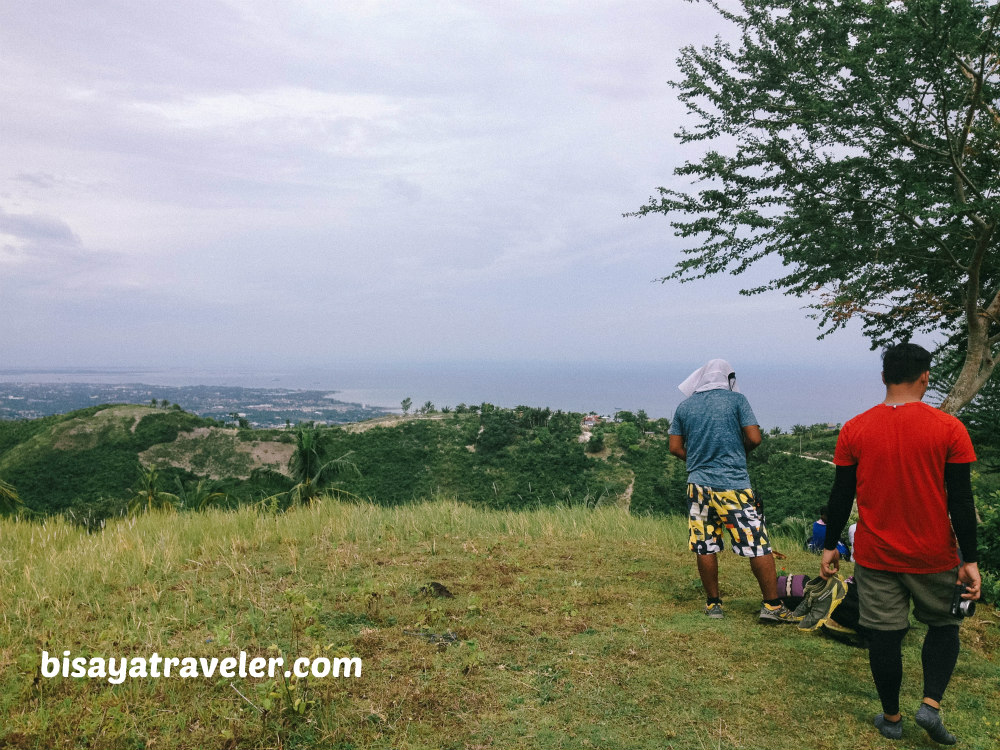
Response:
[0,500,997,749]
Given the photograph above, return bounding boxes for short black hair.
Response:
[882,342,932,385]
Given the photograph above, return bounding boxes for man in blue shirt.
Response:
[669,359,797,624]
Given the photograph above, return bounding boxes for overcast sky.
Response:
[1,0,898,378]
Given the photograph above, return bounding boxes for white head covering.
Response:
[678,359,739,398]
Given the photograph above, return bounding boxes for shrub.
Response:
[586,432,605,453]
[616,422,640,449]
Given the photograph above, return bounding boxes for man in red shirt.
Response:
[821,343,980,744]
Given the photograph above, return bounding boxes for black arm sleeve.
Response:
[825,464,857,550]
[945,462,978,563]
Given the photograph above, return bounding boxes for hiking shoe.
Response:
[705,602,724,619]
[798,575,848,631]
[915,704,957,745]
[791,576,828,618]
[759,603,800,624]
[874,714,903,740]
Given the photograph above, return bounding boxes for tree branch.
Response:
[772,146,968,271]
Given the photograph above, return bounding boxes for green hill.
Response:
[0,405,669,519]
[0,405,215,516]
[0,403,846,528]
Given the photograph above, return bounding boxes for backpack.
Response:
[822,578,870,648]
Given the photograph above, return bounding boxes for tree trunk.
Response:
[942,350,995,414]
[940,223,999,414]
[940,308,997,414]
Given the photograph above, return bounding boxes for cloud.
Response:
[0,205,151,297]
[130,88,411,152]
[0,1,880,372]
[13,173,60,189]
[0,207,80,246]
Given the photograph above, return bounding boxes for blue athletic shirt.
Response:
[669,389,758,489]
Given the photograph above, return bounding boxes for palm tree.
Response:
[127,466,180,515]
[287,426,358,505]
[174,478,228,511]
[0,478,24,515]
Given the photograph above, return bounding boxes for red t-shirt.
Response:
[834,401,976,574]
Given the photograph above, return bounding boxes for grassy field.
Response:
[1,500,997,749]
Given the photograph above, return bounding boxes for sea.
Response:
[0,361,887,431]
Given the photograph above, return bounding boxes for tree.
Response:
[632,0,1000,413]
[287,426,358,505]
[174,478,228,511]
[616,422,641,449]
[933,350,1000,462]
[586,430,606,454]
[127,466,180,515]
[401,397,412,415]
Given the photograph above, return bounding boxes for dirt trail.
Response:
[778,450,834,466]
[619,478,634,511]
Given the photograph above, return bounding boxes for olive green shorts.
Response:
[854,563,960,630]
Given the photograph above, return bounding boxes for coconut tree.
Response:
[287,426,359,505]
[174,478,229,511]
[127,466,180,515]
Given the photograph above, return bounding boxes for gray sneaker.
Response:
[759,603,801,624]
[797,576,848,631]
[792,577,828,618]
[915,704,957,745]
[874,713,903,740]
[705,602,724,619]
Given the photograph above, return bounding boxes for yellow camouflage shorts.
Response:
[687,483,771,557]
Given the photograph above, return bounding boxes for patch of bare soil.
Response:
[53,405,156,450]
[248,439,296,470]
[618,479,635,511]
[139,427,295,479]
[341,414,446,434]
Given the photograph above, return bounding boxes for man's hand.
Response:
[958,561,981,601]
[820,548,840,580]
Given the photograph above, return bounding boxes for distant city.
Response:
[0,382,392,428]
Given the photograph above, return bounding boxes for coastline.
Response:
[0,361,885,429]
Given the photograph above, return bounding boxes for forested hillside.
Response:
[0,403,835,524]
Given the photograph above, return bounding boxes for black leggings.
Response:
[868,625,960,714]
